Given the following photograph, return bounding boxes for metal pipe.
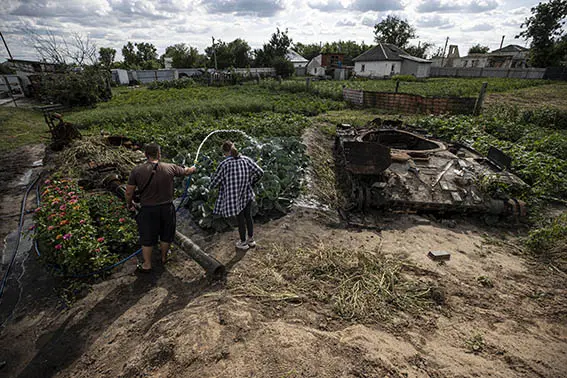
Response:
[174,231,225,279]
[107,178,226,280]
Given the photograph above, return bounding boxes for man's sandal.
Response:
[136,263,152,273]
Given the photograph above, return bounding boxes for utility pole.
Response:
[499,35,505,49]
[0,31,14,61]
[212,36,218,70]
[440,37,449,67]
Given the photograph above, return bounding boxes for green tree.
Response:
[321,40,371,65]
[272,56,295,77]
[163,43,205,68]
[468,44,490,54]
[373,15,417,48]
[98,47,116,68]
[293,42,321,61]
[517,0,567,67]
[254,28,292,67]
[229,38,252,68]
[122,41,138,68]
[405,42,433,58]
[121,42,161,69]
[135,42,159,69]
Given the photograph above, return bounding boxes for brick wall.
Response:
[343,88,476,115]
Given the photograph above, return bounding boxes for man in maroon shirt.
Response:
[125,143,196,272]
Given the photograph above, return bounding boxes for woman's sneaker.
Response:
[246,237,256,248]
[235,240,250,251]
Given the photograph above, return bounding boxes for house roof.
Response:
[399,54,432,63]
[353,43,431,63]
[490,45,528,54]
[8,58,56,65]
[286,49,308,63]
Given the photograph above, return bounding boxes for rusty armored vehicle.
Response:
[335,119,527,218]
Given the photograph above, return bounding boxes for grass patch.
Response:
[0,108,48,153]
[66,85,346,130]
[485,82,567,110]
[229,243,438,321]
[525,213,567,273]
[264,77,553,100]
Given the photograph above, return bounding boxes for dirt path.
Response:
[0,144,44,258]
[0,129,565,377]
[1,208,565,377]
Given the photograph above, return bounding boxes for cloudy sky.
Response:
[0,0,541,62]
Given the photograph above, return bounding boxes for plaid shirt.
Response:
[210,156,264,217]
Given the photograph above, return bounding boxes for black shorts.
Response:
[137,203,176,246]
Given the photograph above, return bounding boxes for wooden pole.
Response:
[473,82,488,116]
[0,31,13,61]
[2,76,17,107]
[440,37,449,67]
[395,79,400,93]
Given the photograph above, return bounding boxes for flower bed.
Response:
[34,179,138,276]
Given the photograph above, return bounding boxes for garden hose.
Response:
[0,175,39,301]
[31,130,252,279]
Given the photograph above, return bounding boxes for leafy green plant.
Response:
[182,137,309,229]
[147,77,196,90]
[391,74,418,82]
[465,333,485,353]
[525,213,567,253]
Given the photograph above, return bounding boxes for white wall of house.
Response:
[307,55,324,76]
[400,60,431,78]
[455,56,489,68]
[354,61,401,77]
[292,61,308,68]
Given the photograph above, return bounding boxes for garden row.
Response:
[263,77,553,100]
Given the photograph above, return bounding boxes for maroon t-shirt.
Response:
[128,162,185,206]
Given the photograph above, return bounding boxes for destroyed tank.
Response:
[334,119,527,218]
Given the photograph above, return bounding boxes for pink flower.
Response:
[59,205,66,211]
[44,179,51,185]
[34,207,42,213]
[68,191,75,196]
[28,225,36,231]
[47,225,55,231]
[97,237,105,243]
[119,218,125,223]
[79,219,85,225]
[94,248,100,253]
[55,244,62,250]
[69,199,78,204]
[63,233,72,240]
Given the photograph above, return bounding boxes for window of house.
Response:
[464,61,468,67]
[391,64,395,74]
[361,64,365,72]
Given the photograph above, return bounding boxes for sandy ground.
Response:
[0,129,566,378]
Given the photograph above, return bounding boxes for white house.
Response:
[353,43,432,78]
[286,49,309,68]
[306,54,326,76]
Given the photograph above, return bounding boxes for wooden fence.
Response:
[343,88,478,115]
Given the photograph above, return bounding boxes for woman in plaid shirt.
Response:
[210,141,264,250]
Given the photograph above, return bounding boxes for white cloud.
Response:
[463,23,494,31]
[417,0,499,14]
[350,0,403,12]
[336,19,357,27]
[0,0,535,62]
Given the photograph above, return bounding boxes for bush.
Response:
[273,57,295,78]
[40,67,111,107]
[147,77,196,90]
[391,74,417,82]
